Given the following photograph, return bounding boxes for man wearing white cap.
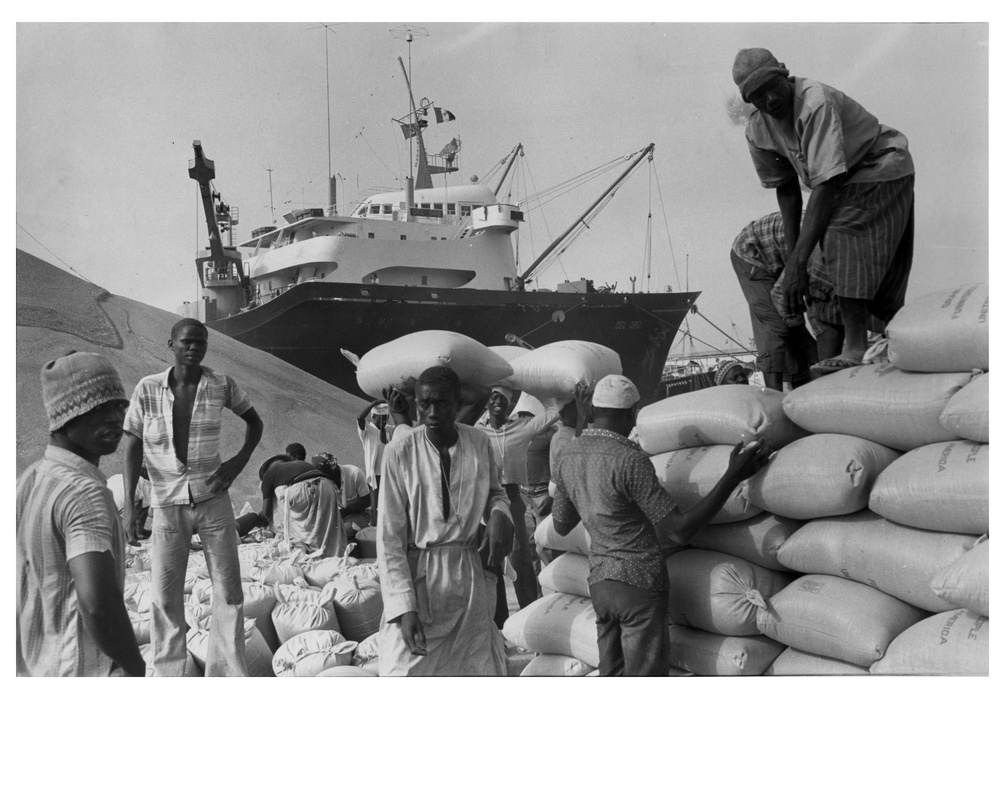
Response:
[17,352,145,676]
[551,374,771,676]
[357,398,394,525]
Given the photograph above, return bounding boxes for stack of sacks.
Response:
[270,580,342,645]
[872,535,989,676]
[355,330,513,396]
[351,632,380,675]
[665,548,793,676]
[499,340,621,402]
[757,283,989,675]
[638,385,810,528]
[272,630,357,677]
[186,617,275,677]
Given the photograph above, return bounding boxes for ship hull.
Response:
[206,282,699,403]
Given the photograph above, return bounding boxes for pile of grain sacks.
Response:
[123,538,385,677]
[505,284,988,676]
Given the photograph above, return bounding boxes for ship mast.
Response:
[517,143,655,289]
[492,143,523,199]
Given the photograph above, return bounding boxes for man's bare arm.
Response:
[68,551,145,676]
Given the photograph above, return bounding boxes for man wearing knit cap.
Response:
[123,318,263,676]
[551,374,771,676]
[732,47,915,377]
[17,352,146,676]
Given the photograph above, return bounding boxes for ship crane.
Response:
[189,140,252,308]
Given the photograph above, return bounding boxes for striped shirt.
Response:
[552,429,676,591]
[124,366,252,507]
[17,446,126,677]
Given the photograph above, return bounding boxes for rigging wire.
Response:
[16,221,96,286]
[650,160,682,294]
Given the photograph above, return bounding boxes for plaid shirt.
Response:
[124,366,252,507]
[552,429,676,591]
[731,212,786,276]
[17,446,126,676]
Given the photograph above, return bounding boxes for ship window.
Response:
[447,203,456,214]
[460,205,471,216]
[382,204,392,214]
[433,203,443,211]
[421,276,428,286]
[420,203,430,210]
[368,232,375,239]
[431,237,436,241]
[400,235,406,240]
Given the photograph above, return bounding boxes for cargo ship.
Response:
[184,44,698,403]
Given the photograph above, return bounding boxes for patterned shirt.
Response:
[552,429,676,591]
[17,446,127,676]
[746,76,914,191]
[124,366,253,507]
[731,212,786,276]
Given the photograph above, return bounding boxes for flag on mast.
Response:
[433,107,456,123]
[399,119,429,139]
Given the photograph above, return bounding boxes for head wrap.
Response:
[592,375,640,410]
[732,48,790,102]
[715,360,752,386]
[41,351,127,432]
[490,386,513,402]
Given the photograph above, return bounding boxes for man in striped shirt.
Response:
[17,352,145,676]
[123,318,263,676]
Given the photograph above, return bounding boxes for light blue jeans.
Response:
[150,492,248,677]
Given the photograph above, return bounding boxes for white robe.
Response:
[377,424,511,676]
[275,477,345,558]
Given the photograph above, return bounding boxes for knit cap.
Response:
[41,351,128,432]
[592,375,640,410]
[732,48,789,102]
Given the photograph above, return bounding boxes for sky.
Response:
[15,17,990,358]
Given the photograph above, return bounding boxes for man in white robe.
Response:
[377,366,513,676]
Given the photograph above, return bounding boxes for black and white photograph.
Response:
[13,9,991,797]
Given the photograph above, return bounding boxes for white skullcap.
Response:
[592,374,639,409]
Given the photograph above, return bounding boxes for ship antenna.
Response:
[308,23,346,208]
[391,25,429,193]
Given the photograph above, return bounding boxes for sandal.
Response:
[809,357,863,379]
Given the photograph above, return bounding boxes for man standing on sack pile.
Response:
[17,352,145,676]
[733,47,915,378]
[123,318,263,677]
[258,451,346,557]
[377,366,514,676]
[551,374,772,676]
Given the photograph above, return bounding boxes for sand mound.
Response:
[16,249,369,511]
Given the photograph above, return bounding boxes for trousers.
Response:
[590,579,671,676]
[150,492,248,677]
